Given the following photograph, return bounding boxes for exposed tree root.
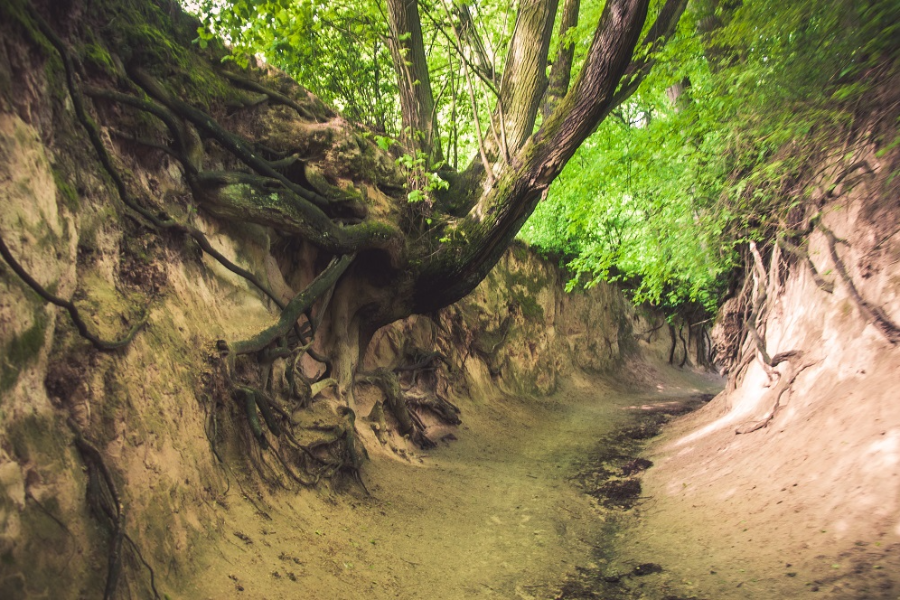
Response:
[735,358,818,435]
[27,5,376,488]
[776,234,834,293]
[29,5,296,322]
[218,70,320,121]
[0,232,147,352]
[634,319,665,343]
[819,223,900,344]
[227,254,354,356]
[724,241,805,395]
[68,421,161,600]
[358,368,435,448]
[357,345,461,450]
[406,391,462,426]
[24,490,79,572]
[667,323,677,364]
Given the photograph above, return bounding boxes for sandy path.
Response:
[187,369,719,599]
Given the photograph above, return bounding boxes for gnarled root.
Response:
[358,368,435,448]
[357,346,461,450]
[735,358,818,434]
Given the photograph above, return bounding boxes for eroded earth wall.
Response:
[0,82,699,600]
[619,143,900,598]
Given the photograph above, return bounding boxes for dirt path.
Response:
[186,368,721,599]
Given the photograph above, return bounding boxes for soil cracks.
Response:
[184,366,721,600]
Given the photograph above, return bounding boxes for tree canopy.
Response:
[523,0,900,314]
[187,0,900,317]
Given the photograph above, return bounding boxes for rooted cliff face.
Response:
[0,39,699,597]
[0,2,715,597]
[367,244,674,398]
[613,141,900,597]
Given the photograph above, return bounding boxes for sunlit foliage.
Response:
[187,0,900,315]
[522,0,900,313]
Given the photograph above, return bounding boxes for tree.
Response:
[522,0,900,317]
[186,0,688,315]
[0,0,686,480]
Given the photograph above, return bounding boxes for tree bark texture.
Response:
[387,0,442,162]
[542,0,580,120]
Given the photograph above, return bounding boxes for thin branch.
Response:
[461,57,495,184]
[609,0,688,110]
[542,0,580,119]
[423,1,501,96]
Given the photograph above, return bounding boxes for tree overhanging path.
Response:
[0,0,689,502]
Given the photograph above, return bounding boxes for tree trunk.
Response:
[542,0,580,120]
[387,0,442,162]
[497,0,559,154]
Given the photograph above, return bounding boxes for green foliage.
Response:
[190,0,399,130]
[185,0,527,167]
[395,150,448,203]
[522,0,900,315]
[184,0,900,316]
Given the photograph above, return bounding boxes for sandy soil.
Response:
[609,356,900,600]
[182,365,721,599]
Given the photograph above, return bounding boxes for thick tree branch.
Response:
[386,0,442,162]
[496,0,560,153]
[610,0,688,108]
[541,0,580,120]
[416,0,650,311]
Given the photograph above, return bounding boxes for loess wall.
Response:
[0,64,702,600]
[619,142,900,598]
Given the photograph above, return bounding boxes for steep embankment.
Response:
[0,36,708,597]
[606,144,900,598]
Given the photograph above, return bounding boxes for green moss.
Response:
[80,41,118,76]
[0,308,48,393]
[52,168,80,211]
[0,0,55,56]
[97,368,128,444]
[515,292,544,321]
[504,268,545,296]
[6,414,62,463]
[511,242,530,262]
[78,205,118,251]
